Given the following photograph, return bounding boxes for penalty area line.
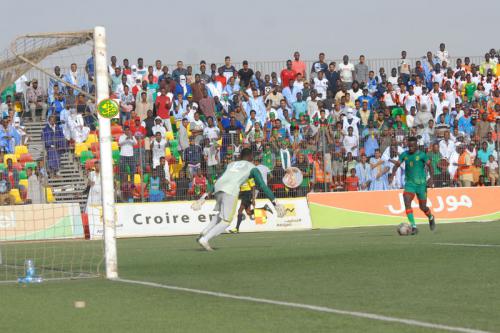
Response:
[434,243,500,248]
[115,278,490,333]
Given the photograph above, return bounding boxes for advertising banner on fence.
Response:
[89,197,311,239]
[0,203,83,241]
[308,186,500,229]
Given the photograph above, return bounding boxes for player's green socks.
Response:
[406,209,416,228]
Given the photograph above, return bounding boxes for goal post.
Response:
[94,26,118,279]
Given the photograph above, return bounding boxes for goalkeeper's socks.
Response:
[236,214,244,230]
[406,209,416,228]
[204,222,230,242]
[201,214,220,236]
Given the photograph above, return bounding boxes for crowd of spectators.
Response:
[1,43,500,204]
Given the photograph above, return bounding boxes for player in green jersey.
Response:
[192,148,285,250]
[392,137,436,235]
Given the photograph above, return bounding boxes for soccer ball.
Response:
[397,223,412,236]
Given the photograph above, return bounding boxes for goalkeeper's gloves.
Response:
[272,200,286,218]
[191,193,209,211]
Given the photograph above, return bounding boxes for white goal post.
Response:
[94,26,118,279]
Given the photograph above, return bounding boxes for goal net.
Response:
[0,28,116,283]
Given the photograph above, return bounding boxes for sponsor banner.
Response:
[89,198,311,239]
[308,186,500,229]
[0,203,83,241]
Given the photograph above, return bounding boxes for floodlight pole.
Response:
[94,26,118,279]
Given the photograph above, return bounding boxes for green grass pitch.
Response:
[1,221,499,333]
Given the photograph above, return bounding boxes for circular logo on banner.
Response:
[97,99,119,119]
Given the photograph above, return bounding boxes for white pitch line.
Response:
[434,243,500,248]
[115,278,490,333]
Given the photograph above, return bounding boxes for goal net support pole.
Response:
[94,26,118,279]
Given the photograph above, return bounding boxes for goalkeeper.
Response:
[194,148,285,251]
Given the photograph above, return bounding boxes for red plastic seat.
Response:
[111,125,123,135]
[19,153,34,164]
[85,158,98,171]
[91,142,100,154]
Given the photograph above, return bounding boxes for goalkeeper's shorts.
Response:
[213,191,238,222]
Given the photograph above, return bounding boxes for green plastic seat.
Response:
[24,162,37,171]
[80,151,94,166]
[112,150,120,164]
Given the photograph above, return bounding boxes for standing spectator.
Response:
[339,55,355,89]
[135,92,151,121]
[190,74,206,103]
[26,79,47,122]
[282,78,300,108]
[310,52,327,78]
[280,60,297,88]
[399,50,411,84]
[178,118,190,153]
[238,60,254,88]
[175,75,192,100]
[218,56,236,82]
[172,61,188,83]
[203,139,220,187]
[439,131,456,161]
[86,161,101,210]
[436,43,449,64]
[155,87,172,121]
[184,136,203,179]
[354,55,369,85]
[291,51,306,78]
[151,132,167,168]
[199,90,216,119]
[355,154,371,190]
[42,115,65,177]
[343,126,359,157]
[26,167,46,204]
[313,71,329,100]
[369,149,390,191]
[198,60,210,83]
[119,85,135,124]
[456,144,473,187]
[119,126,138,176]
[325,62,340,96]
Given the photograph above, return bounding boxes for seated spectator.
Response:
[0,171,14,205]
[149,167,166,202]
[26,79,48,121]
[486,155,498,185]
[345,168,359,191]
[189,169,207,197]
[68,108,90,143]
[0,116,20,154]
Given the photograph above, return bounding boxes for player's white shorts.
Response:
[213,191,238,222]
